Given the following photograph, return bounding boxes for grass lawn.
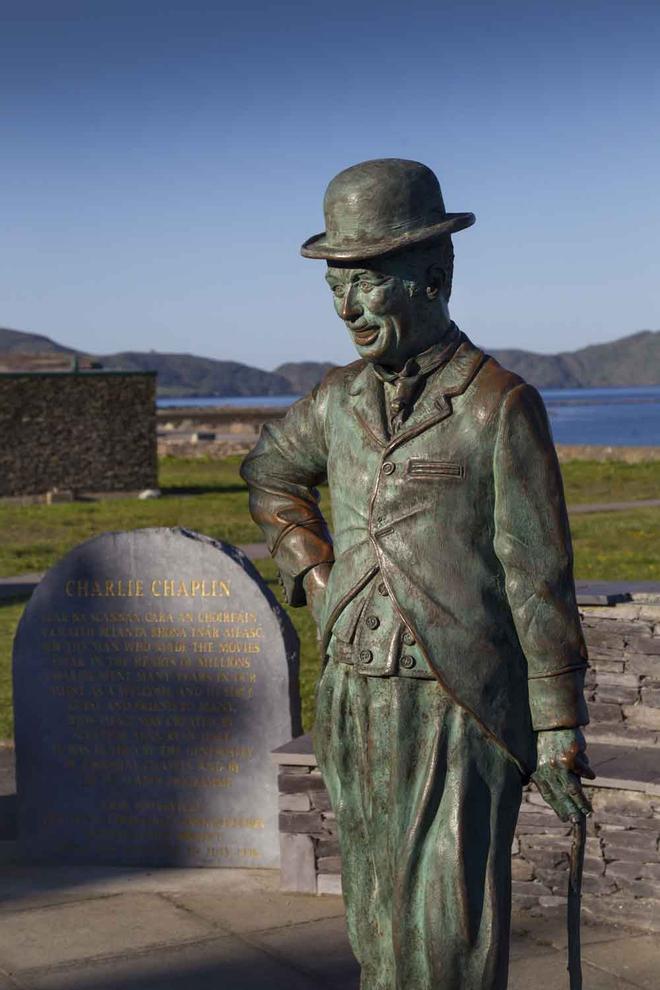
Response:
[0,598,23,742]
[0,456,658,579]
[0,457,262,578]
[0,455,658,740]
[560,459,660,505]
[569,507,660,581]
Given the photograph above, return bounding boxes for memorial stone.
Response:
[13,527,301,867]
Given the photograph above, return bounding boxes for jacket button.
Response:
[400,655,416,669]
[377,582,389,596]
[365,615,380,630]
[359,649,373,664]
[382,461,395,475]
[402,630,415,646]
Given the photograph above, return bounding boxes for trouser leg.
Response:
[314,665,523,990]
[315,664,396,989]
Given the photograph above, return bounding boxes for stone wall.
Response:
[513,778,660,932]
[273,598,660,931]
[276,759,660,931]
[582,602,660,744]
[277,763,341,896]
[0,371,157,496]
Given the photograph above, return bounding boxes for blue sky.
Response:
[1,0,659,370]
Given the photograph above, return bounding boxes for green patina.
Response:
[242,159,591,990]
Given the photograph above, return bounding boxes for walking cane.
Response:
[567,813,586,990]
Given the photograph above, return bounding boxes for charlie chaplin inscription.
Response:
[13,528,300,867]
[241,160,593,989]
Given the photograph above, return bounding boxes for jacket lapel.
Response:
[385,337,486,452]
[347,335,486,451]
[348,363,390,447]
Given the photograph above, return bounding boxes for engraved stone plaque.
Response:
[13,528,301,866]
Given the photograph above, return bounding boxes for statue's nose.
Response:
[340,285,361,321]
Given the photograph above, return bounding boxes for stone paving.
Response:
[0,864,657,989]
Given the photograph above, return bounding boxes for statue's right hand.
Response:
[302,562,333,627]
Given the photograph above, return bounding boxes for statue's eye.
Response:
[331,284,344,296]
[358,281,375,292]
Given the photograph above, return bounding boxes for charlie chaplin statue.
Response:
[241,159,593,990]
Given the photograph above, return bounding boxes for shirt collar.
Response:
[372,322,461,384]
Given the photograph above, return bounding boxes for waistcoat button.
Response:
[400,655,416,669]
[365,615,380,630]
[377,582,389,596]
[402,630,415,646]
[382,461,395,475]
[359,649,373,664]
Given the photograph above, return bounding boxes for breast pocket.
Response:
[405,459,465,480]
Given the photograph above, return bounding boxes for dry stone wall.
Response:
[0,371,157,496]
[582,602,660,744]
[512,780,660,931]
[273,599,660,930]
[277,764,341,896]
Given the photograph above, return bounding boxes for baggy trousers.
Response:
[314,662,523,990]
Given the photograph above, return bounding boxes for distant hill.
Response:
[274,361,336,394]
[489,331,660,388]
[0,326,75,355]
[0,326,658,395]
[96,351,292,398]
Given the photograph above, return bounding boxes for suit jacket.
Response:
[240,331,589,775]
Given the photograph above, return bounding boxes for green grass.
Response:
[0,456,656,578]
[253,558,323,733]
[0,457,261,578]
[158,455,250,493]
[0,599,25,741]
[570,507,660,581]
[560,459,660,505]
[0,455,658,740]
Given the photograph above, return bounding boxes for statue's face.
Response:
[325,265,417,366]
[325,253,449,368]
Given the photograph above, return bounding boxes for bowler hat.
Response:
[301,158,475,261]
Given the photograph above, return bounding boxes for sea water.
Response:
[159,386,660,447]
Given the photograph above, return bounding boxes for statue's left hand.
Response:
[532,728,595,822]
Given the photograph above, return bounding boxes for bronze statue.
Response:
[241,159,593,990]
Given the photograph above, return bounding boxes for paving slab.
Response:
[249,915,359,988]
[0,892,215,971]
[570,500,660,515]
[583,935,660,988]
[508,949,641,989]
[0,971,24,990]
[0,866,657,990]
[0,865,282,913]
[511,908,638,951]
[21,936,322,990]
[166,887,345,934]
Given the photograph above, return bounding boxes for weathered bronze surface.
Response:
[241,159,592,990]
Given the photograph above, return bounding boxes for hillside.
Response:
[0,326,658,394]
[0,327,75,355]
[97,351,292,398]
[274,361,336,393]
[489,331,660,388]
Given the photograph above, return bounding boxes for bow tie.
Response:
[381,359,424,433]
[373,325,462,433]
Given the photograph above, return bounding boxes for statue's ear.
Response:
[425,263,445,301]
